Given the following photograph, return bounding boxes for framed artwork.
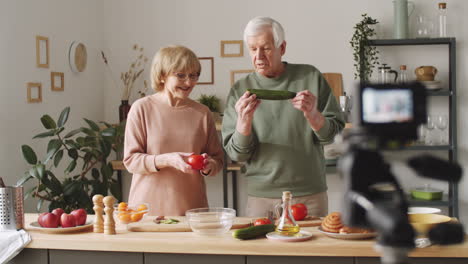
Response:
[36,35,49,68]
[51,72,64,91]
[220,40,244,57]
[27,82,42,103]
[198,57,214,84]
[230,69,255,86]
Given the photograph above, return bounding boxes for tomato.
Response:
[253,218,272,226]
[291,203,308,221]
[187,154,205,170]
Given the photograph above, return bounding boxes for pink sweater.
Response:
[123,95,224,216]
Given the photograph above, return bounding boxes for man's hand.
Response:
[291,90,324,131]
[235,91,261,135]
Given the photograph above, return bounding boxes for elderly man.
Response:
[222,16,345,217]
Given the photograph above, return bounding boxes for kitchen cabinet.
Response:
[361,38,458,217]
[10,214,468,264]
[12,250,468,264]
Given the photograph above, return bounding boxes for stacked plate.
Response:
[421,80,442,90]
[408,207,442,214]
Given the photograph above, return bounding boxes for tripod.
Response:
[337,130,464,264]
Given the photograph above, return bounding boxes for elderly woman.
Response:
[123,45,223,216]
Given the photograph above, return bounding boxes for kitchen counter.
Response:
[13,213,468,264]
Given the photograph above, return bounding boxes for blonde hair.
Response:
[150,45,201,92]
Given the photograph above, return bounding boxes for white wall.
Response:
[2,0,468,227]
[0,0,104,212]
[100,0,468,224]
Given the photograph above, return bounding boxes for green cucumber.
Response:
[232,224,276,240]
[247,89,296,100]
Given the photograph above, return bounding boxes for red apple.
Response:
[51,208,65,221]
[70,209,87,226]
[38,212,60,228]
[60,213,77,228]
[37,212,48,227]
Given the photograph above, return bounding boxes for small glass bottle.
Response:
[438,2,447,37]
[398,65,408,83]
[275,191,300,236]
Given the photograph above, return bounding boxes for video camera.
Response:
[338,82,463,264]
[352,82,427,147]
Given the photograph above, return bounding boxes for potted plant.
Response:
[18,107,125,213]
[350,14,380,82]
[197,94,222,122]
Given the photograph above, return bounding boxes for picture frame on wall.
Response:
[36,35,49,68]
[220,40,244,57]
[27,82,42,103]
[230,69,255,86]
[51,72,64,91]
[198,57,214,84]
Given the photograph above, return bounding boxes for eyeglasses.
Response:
[172,72,200,82]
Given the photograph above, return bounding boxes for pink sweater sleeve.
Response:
[123,105,159,174]
[203,114,224,176]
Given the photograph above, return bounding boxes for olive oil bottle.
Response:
[275,191,300,236]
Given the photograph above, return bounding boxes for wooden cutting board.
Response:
[323,72,344,101]
[295,216,323,227]
[127,216,252,232]
[127,216,322,232]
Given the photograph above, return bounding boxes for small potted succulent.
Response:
[197,94,222,122]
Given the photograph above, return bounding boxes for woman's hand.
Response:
[200,153,215,176]
[155,152,194,174]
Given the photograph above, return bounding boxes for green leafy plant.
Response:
[19,107,125,213]
[350,14,380,81]
[197,94,221,113]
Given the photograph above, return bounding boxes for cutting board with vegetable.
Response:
[254,216,322,227]
[295,216,322,227]
[127,216,252,232]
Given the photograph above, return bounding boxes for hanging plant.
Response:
[350,14,380,81]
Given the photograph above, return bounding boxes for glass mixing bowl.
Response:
[185,207,236,236]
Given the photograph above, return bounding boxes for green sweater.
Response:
[222,63,345,198]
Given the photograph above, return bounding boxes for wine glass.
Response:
[425,115,435,145]
[417,124,426,145]
[435,115,448,145]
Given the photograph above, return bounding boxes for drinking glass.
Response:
[425,115,435,145]
[435,115,448,145]
[417,124,426,145]
[415,15,434,38]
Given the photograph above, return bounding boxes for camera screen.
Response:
[362,87,413,123]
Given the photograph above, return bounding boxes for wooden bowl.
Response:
[409,213,451,234]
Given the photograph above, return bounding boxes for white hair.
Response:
[243,17,285,48]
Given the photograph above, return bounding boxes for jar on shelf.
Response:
[398,65,409,83]
[437,2,448,37]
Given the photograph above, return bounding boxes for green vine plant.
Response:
[18,107,125,213]
[350,14,380,82]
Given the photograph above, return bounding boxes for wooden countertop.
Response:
[23,214,468,258]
